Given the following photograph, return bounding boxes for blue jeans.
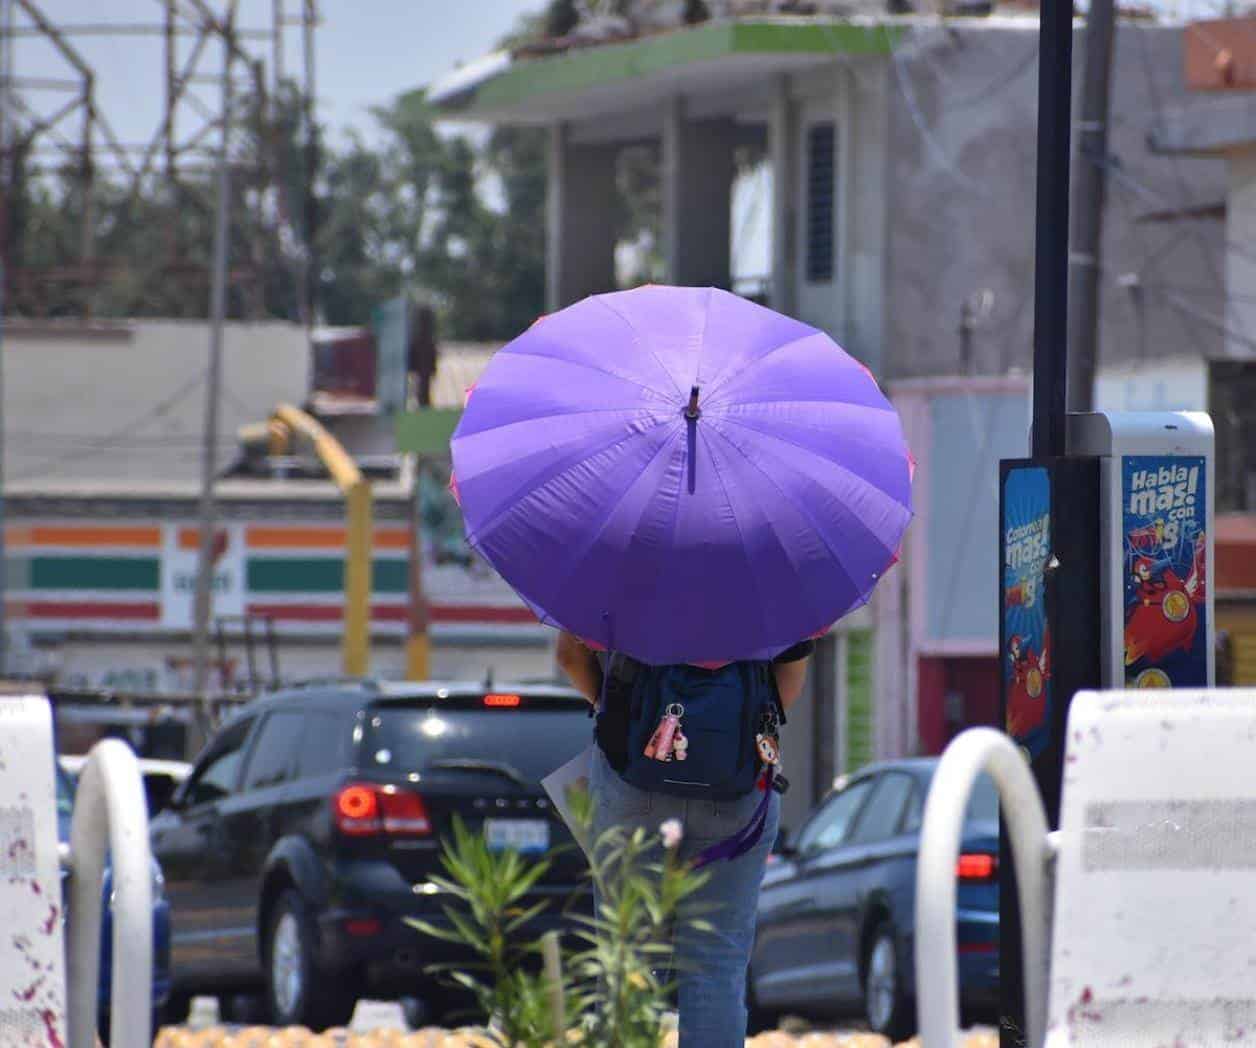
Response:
[590,747,780,1048]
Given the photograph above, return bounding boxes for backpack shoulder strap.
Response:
[753,659,787,725]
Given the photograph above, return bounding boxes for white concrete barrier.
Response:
[0,694,153,1048]
[917,690,1256,1047]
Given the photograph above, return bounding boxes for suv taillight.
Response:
[956,852,997,881]
[333,783,431,837]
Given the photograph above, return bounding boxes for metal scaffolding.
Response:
[0,0,320,319]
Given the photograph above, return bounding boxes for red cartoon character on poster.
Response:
[1127,518,1166,553]
[1124,547,1205,673]
[1007,630,1050,739]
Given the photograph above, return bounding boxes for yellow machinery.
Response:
[266,403,373,676]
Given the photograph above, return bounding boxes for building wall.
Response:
[885,23,1227,380]
[1228,146,1256,358]
[919,387,1030,650]
[781,58,891,374]
[5,319,309,487]
[841,58,891,376]
[893,376,1030,754]
[917,654,1001,756]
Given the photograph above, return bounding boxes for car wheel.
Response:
[265,889,358,1031]
[863,921,913,1041]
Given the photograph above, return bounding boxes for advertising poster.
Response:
[1122,455,1208,687]
[1002,466,1052,758]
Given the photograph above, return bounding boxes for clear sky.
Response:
[10,0,546,150]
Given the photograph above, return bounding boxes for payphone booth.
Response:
[1069,411,1215,691]
[1000,411,1215,775]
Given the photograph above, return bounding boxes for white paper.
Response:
[542,744,595,861]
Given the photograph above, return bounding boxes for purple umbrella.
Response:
[450,286,913,666]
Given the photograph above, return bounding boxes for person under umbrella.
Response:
[451,286,913,1046]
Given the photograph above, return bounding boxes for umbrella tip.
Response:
[685,385,701,421]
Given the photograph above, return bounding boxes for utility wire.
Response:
[10,369,206,481]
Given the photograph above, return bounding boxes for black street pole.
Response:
[1003,0,1074,1044]
[1067,0,1117,414]
[1031,0,1074,459]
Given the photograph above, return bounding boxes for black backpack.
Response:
[596,655,783,802]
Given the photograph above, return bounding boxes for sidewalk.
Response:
[165,996,999,1047]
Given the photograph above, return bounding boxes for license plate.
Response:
[484,818,550,854]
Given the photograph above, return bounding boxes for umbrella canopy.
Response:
[450,286,913,665]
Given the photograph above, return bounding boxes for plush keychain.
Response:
[755,733,780,766]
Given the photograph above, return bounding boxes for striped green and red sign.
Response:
[7,525,163,623]
[6,521,534,632]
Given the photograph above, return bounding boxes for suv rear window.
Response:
[361,703,590,784]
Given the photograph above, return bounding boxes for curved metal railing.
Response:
[65,739,154,1048]
[914,728,1051,1048]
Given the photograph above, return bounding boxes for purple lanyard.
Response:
[693,767,776,869]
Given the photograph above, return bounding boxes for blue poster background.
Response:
[1003,467,1051,758]
[1121,455,1208,687]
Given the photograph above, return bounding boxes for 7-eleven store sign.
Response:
[6,520,534,635]
[160,524,246,629]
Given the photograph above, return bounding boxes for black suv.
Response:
[150,679,593,1030]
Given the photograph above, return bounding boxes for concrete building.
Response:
[3,319,550,702]
[429,10,1253,807]
[1147,15,1256,684]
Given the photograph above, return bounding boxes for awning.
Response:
[426,18,903,126]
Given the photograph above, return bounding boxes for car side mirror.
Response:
[147,777,179,815]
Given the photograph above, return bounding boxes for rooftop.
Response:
[429,17,916,125]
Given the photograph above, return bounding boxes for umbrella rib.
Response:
[702,424,882,605]
[711,415,910,513]
[702,331,830,402]
[459,405,665,440]
[467,419,683,562]
[714,414,910,501]
[503,348,675,405]
[695,425,779,654]
[592,294,686,400]
[463,417,678,548]
[719,396,895,410]
[531,424,686,619]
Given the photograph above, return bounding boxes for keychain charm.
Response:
[756,732,780,765]
[755,706,782,766]
[645,703,685,761]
